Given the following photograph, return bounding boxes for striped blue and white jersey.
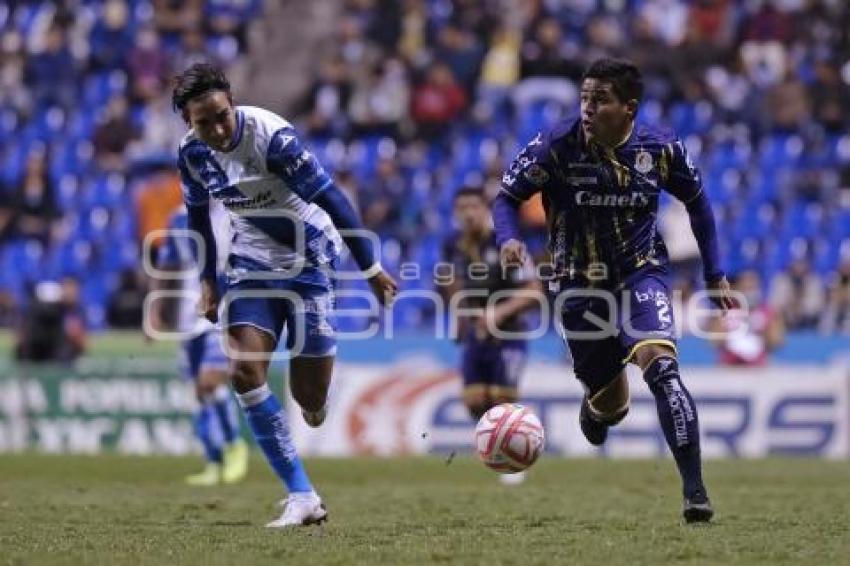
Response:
[157,202,230,333]
[177,105,342,274]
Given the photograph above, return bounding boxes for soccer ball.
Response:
[475,403,545,473]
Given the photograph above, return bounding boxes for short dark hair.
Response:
[453,186,487,202]
[171,63,231,113]
[581,58,644,104]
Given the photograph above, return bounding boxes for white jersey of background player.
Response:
[155,200,247,487]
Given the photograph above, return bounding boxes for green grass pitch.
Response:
[1,455,848,565]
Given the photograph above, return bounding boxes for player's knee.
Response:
[588,373,630,425]
[489,385,518,405]
[632,344,676,372]
[463,387,491,420]
[229,361,265,393]
[195,370,222,400]
[289,357,332,411]
[642,354,680,389]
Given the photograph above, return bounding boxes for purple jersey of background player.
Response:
[494,118,723,290]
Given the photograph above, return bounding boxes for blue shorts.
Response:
[559,271,676,395]
[224,258,337,357]
[460,332,527,394]
[179,330,228,380]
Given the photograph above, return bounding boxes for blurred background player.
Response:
[494,58,735,523]
[439,186,541,485]
[172,63,397,527]
[150,202,248,486]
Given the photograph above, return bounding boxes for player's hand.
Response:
[706,276,736,315]
[198,279,220,323]
[368,270,399,307]
[500,239,527,267]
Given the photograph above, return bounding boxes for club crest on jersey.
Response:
[635,150,653,174]
[524,163,550,186]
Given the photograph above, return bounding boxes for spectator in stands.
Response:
[93,94,139,171]
[127,26,169,104]
[769,257,826,330]
[0,145,59,245]
[435,24,485,95]
[348,57,410,139]
[135,165,182,254]
[765,65,811,133]
[24,23,77,111]
[809,58,849,133]
[172,25,213,73]
[15,278,86,364]
[1,30,31,117]
[711,270,785,366]
[819,260,850,335]
[204,0,261,53]
[300,56,353,138]
[126,93,185,161]
[515,17,582,110]
[360,156,408,242]
[152,0,203,42]
[398,0,428,65]
[106,268,145,329]
[88,0,133,73]
[474,24,520,123]
[410,62,467,140]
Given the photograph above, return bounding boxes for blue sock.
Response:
[212,385,239,444]
[194,404,223,464]
[237,383,313,493]
[643,357,706,500]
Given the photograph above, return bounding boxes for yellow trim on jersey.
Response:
[622,339,677,365]
[462,384,519,401]
[660,144,671,183]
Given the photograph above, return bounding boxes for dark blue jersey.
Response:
[440,230,532,332]
[497,118,720,289]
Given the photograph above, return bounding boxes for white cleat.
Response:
[499,471,527,486]
[302,405,327,428]
[265,491,328,528]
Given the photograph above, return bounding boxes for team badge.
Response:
[635,150,653,174]
[524,163,550,186]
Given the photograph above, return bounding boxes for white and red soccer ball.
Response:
[475,403,545,473]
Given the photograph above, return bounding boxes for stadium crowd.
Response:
[1,0,849,357]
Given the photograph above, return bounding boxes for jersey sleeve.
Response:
[500,132,552,202]
[266,126,333,203]
[177,144,209,207]
[663,139,703,204]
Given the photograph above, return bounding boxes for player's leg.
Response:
[289,355,334,427]
[560,294,630,445]
[284,269,338,427]
[578,368,630,445]
[197,331,248,484]
[460,335,493,420]
[226,282,326,527]
[489,341,528,485]
[623,274,712,522]
[630,342,711,522]
[181,336,223,486]
[488,340,525,406]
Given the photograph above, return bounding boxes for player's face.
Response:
[454,195,490,234]
[580,79,636,147]
[184,91,237,152]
